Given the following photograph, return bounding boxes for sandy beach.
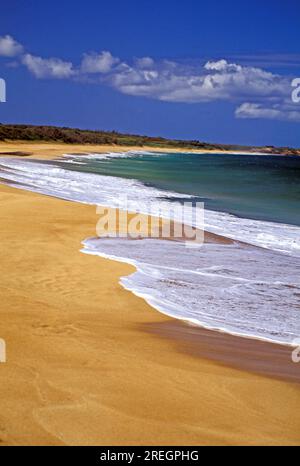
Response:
[0,143,300,446]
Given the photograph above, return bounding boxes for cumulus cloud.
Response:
[204,59,242,72]
[135,57,154,69]
[21,52,300,122]
[101,57,297,122]
[0,35,23,57]
[107,58,290,104]
[236,102,300,122]
[22,53,75,79]
[1,34,299,123]
[81,51,119,74]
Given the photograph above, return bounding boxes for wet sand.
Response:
[145,320,300,384]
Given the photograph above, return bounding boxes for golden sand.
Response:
[0,143,299,445]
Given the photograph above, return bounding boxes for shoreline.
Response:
[82,237,298,350]
[0,140,295,160]
[1,143,299,347]
[0,144,299,445]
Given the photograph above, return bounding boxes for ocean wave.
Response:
[0,154,299,257]
[82,237,300,346]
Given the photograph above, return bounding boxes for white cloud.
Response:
[0,35,23,57]
[1,33,298,123]
[81,51,119,74]
[204,59,242,72]
[135,57,154,69]
[106,58,290,106]
[22,54,75,79]
[97,57,300,122]
[236,102,300,122]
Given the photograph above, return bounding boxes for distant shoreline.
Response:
[0,123,299,156]
[0,140,299,161]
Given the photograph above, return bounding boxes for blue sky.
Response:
[0,0,300,146]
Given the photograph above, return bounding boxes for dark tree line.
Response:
[0,123,298,155]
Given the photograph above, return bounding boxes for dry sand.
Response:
[0,143,299,446]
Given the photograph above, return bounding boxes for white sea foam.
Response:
[61,150,159,161]
[0,154,299,256]
[82,237,300,345]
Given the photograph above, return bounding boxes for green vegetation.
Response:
[0,123,299,155]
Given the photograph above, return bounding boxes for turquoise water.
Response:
[57,152,300,226]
